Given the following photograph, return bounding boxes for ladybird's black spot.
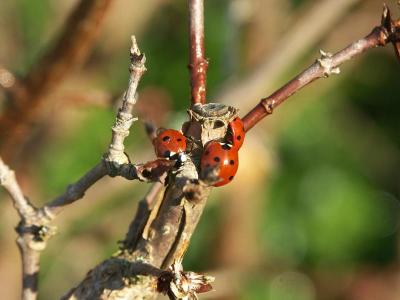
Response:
[163,150,171,157]
[229,176,234,180]
[177,138,182,142]
[237,135,241,141]
[162,136,170,142]
[230,160,235,165]
[221,144,231,150]
[234,117,238,121]
[204,151,210,155]
[214,157,220,162]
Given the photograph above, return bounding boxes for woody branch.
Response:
[0,37,167,300]
[242,4,400,132]
[189,0,208,105]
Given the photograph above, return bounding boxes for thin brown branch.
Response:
[188,0,208,105]
[217,0,362,111]
[242,9,398,131]
[0,0,113,160]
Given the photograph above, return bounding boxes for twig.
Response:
[41,36,147,219]
[0,36,150,300]
[188,0,208,105]
[0,0,113,160]
[0,158,46,300]
[217,0,362,111]
[242,6,399,131]
[104,36,147,166]
[0,158,36,218]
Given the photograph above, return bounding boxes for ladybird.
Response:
[227,117,245,150]
[200,141,239,187]
[153,129,187,159]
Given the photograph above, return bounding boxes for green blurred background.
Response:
[0,0,399,299]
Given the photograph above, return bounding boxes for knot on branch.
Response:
[16,222,57,251]
[157,259,214,299]
[114,112,137,133]
[103,153,131,176]
[261,98,275,114]
[317,50,341,77]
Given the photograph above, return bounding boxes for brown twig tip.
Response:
[381,3,400,60]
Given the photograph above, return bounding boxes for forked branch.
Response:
[0,37,150,300]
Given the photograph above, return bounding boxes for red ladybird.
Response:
[227,117,245,150]
[153,129,187,159]
[200,141,239,187]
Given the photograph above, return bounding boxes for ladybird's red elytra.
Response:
[153,129,187,159]
[227,117,245,150]
[200,141,239,187]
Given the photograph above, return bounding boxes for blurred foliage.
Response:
[1,1,399,299]
[14,0,53,72]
